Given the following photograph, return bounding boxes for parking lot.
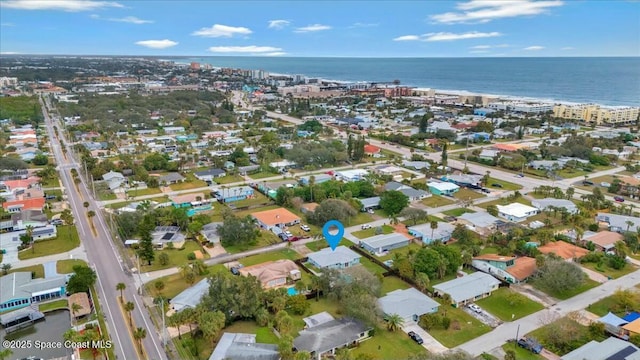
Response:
[463,304,502,328]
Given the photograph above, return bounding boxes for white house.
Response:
[532,198,579,214]
[335,169,368,182]
[496,203,539,222]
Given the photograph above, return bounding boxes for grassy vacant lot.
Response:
[454,188,486,201]
[533,278,599,300]
[238,249,300,267]
[428,302,492,347]
[381,276,411,295]
[422,195,455,207]
[213,174,245,184]
[476,288,544,321]
[442,208,475,217]
[527,316,606,355]
[501,343,543,360]
[352,225,395,239]
[248,171,279,179]
[39,299,68,312]
[9,264,45,278]
[140,241,208,273]
[485,177,523,191]
[379,242,423,261]
[147,264,227,299]
[57,259,87,274]
[41,176,60,188]
[233,192,272,208]
[18,225,81,260]
[352,327,427,359]
[127,187,162,197]
[581,261,638,279]
[224,230,281,254]
[588,292,639,317]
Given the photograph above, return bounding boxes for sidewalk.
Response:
[10,244,88,268]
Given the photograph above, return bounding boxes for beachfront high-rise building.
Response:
[488,101,553,114]
[0,77,18,87]
[190,62,200,70]
[553,104,640,125]
[251,70,269,80]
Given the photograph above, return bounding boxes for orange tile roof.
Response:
[252,207,301,226]
[587,231,624,249]
[624,318,640,334]
[506,257,537,281]
[473,254,516,262]
[3,197,45,211]
[492,143,526,152]
[364,144,381,154]
[2,178,40,190]
[538,241,589,260]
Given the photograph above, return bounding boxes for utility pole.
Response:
[463,135,470,172]
[514,324,520,351]
[161,297,166,347]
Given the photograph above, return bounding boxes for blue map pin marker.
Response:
[322,220,344,251]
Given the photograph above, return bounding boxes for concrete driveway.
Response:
[463,305,502,328]
[0,232,21,265]
[402,323,448,354]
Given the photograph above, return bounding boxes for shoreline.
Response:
[171,58,639,109]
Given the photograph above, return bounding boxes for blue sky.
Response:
[1,0,639,57]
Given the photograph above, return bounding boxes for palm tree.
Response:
[1,263,11,275]
[124,301,135,326]
[116,282,126,302]
[0,348,13,360]
[168,312,184,339]
[626,220,635,233]
[71,302,83,325]
[430,221,438,241]
[385,313,404,332]
[415,272,430,292]
[25,225,35,253]
[133,327,147,354]
[154,280,165,295]
[87,210,96,219]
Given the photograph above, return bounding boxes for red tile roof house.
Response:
[363,144,381,155]
[585,231,624,252]
[471,254,538,284]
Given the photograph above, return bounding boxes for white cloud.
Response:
[561,46,575,50]
[470,50,490,53]
[431,0,564,24]
[135,39,178,49]
[1,22,15,27]
[350,22,379,28]
[108,16,153,24]
[1,0,123,12]
[524,45,545,50]
[268,20,290,29]
[0,51,20,55]
[425,31,502,41]
[393,35,421,41]
[192,24,252,38]
[471,44,509,49]
[294,24,332,33]
[208,45,283,53]
[262,52,287,56]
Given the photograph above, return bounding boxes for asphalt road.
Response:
[41,96,167,360]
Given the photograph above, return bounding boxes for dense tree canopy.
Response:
[66,265,97,294]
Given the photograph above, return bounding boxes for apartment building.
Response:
[553,104,639,125]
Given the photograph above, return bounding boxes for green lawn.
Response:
[485,177,523,191]
[379,243,423,261]
[476,288,545,321]
[453,188,486,201]
[427,301,492,347]
[306,238,350,252]
[526,317,606,355]
[421,195,455,207]
[147,264,227,299]
[248,171,280,179]
[345,212,375,226]
[501,343,543,360]
[8,264,45,278]
[359,257,388,275]
[213,174,245,184]
[351,225,395,239]
[238,249,300,267]
[533,278,599,300]
[224,230,282,254]
[41,176,60,188]
[581,261,638,279]
[381,276,411,295]
[442,208,476,217]
[97,191,117,201]
[170,178,208,191]
[588,294,636,317]
[480,246,500,255]
[39,299,68,312]
[18,225,81,260]
[57,259,87,273]
[351,327,427,360]
[127,187,161,196]
[140,241,209,273]
[44,189,63,200]
[233,192,272,207]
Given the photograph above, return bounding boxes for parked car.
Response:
[614,196,625,202]
[583,180,594,186]
[278,233,289,241]
[361,224,372,230]
[50,219,63,226]
[467,304,482,313]
[284,231,293,237]
[517,337,543,354]
[491,183,503,188]
[300,225,310,232]
[230,265,243,275]
[367,208,375,214]
[287,236,301,242]
[516,173,525,178]
[408,331,424,345]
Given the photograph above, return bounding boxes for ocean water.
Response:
[178,57,640,107]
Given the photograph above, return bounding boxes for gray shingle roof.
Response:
[432,272,500,304]
[361,233,410,251]
[294,317,369,354]
[209,333,279,360]
[171,278,209,312]
[378,288,439,319]
[561,337,640,360]
[458,212,500,228]
[307,246,360,268]
[1,272,66,304]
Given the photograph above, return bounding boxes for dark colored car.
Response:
[614,196,625,202]
[408,331,424,345]
[230,267,240,275]
[517,337,543,354]
[491,183,503,188]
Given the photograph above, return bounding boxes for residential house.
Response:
[584,231,624,252]
[2,193,46,214]
[193,168,226,182]
[68,292,92,319]
[360,233,411,254]
[479,149,500,161]
[1,225,57,243]
[561,337,640,360]
[170,192,212,216]
[0,272,67,312]
[151,226,185,249]
[538,241,589,261]
[472,254,537,284]
[158,172,185,185]
[213,186,254,203]
[427,181,459,196]
[457,212,500,236]
[200,222,222,244]
[252,208,301,234]
[294,317,371,360]
[529,160,564,171]
[532,198,579,214]
[0,209,48,232]
[443,174,483,187]
[307,246,361,270]
[209,333,280,360]
[402,160,430,170]
[303,312,335,329]
[335,169,369,182]
[596,213,640,233]
[239,260,301,289]
[385,181,430,201]
[102,171,126,191]
[360,197,380,211]
[364,144,381,156]
[432,272,501,307]
[408,221,456,244]
[171,278,209,312]
[375,165,404,177]
[298,174,332,186]
[378,288,440,324]
[496,203,539,222]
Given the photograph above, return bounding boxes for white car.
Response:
[300,225,310,232]
[361,224,372,230]
[467,304,482,313]
[284,231,293,237]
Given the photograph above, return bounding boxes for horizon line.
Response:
[1,54,639,59]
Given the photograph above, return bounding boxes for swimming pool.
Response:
[287,287,299,296]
